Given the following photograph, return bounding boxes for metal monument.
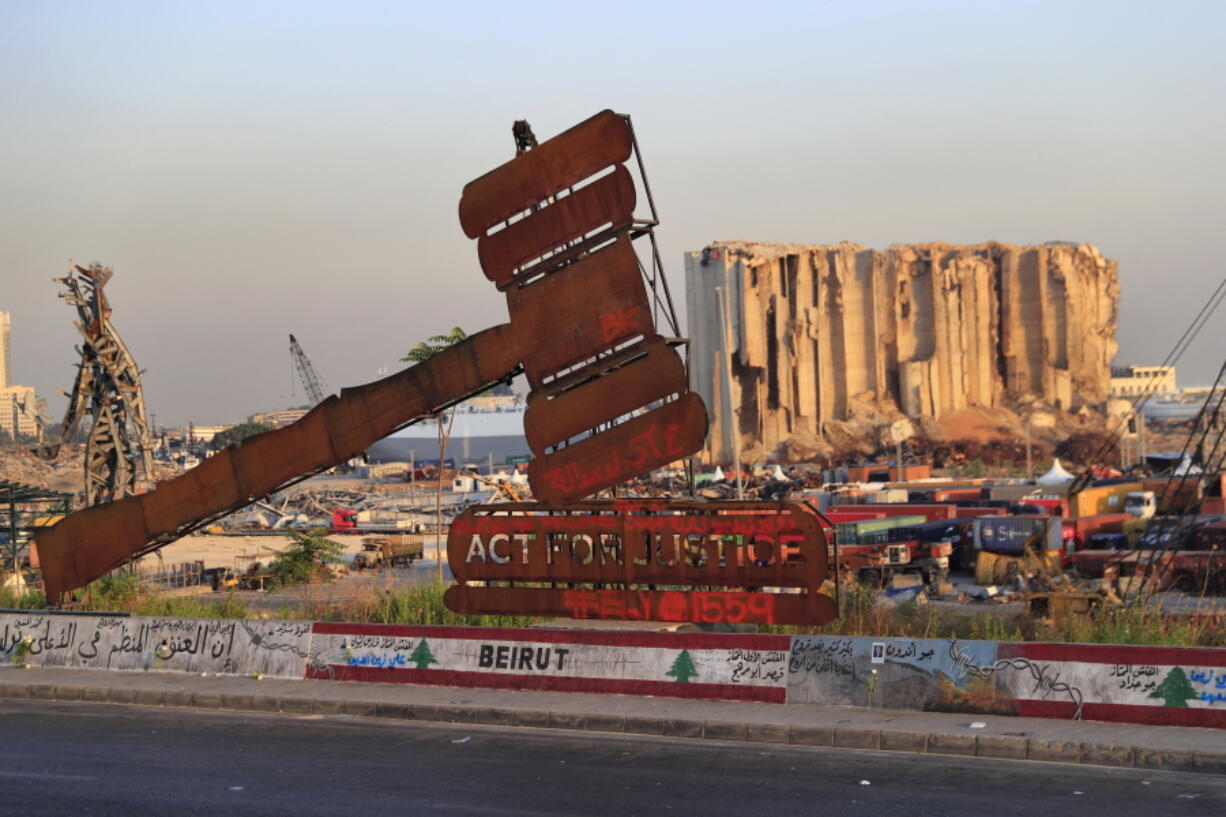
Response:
[35,264,153,506]
[32,111,836,627]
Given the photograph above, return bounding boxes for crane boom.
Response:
[289,333,327,405]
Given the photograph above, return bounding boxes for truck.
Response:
[1124,491,1157,520]
[331,509,425,534]
[351,535,425,569]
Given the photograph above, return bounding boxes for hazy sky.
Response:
[2,1,1223,427]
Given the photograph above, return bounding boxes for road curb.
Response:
[3,681,1224,776]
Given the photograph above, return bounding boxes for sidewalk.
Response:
[2,666,1223,776]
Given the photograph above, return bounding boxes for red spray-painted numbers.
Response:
[444,585,837,626]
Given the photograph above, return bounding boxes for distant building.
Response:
[250,408,310,428]
[0,311,10,389]
[0,385,39,438]
[0,313,42,439]
[1110,365,1176,398]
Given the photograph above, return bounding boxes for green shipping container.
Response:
[835,515,926,545]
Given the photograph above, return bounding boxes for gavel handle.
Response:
[36,324,523,602]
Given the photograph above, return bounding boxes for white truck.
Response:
[1124,490,1157,520]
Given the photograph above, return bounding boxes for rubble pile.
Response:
[0,444,179,495]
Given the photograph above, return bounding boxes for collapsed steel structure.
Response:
[35,264,153,506]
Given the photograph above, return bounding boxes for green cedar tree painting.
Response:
[666,650,698,684]
[410,639,439,670]
[1149,666,1198,707]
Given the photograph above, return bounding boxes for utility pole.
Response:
[715,286,743,500]
[1138,410,1147,466]
[1024,415,1032,478]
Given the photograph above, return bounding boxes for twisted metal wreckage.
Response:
[34,111,835,626]
[35,264,153,507]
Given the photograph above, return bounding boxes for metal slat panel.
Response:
[476,166,636,287]
[448,500,827,589]
[523,341,687,455]
[506,234,653,388]
[527,392,708,501]
[459,109,632,239]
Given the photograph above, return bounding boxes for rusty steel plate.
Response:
[506,233,653,389]
[232,406,337,501]
[523,341,687,455]
[36,495,149,604]
[36,325,525,602]
[324,323,522,457]
[527,392,708,502]
[446,586,836,626]
[459,109,632,239]
[449,499,828,589]
[477,166,636,288]
[139,449,243,536]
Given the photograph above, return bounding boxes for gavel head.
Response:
[457,110,707,501]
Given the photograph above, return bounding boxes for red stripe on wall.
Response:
[1016,699,1226,729]
[304,664,786,703]
[1000,642,1226,668]
[310,621,791,652]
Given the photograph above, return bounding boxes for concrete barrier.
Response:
[0,613,312,679]
[306,623,791,702]
[4,612,1225,728]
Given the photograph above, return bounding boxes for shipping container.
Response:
[1062,513,1131,548]
[1143,479,1202,514]
[932,488,986,503]
[823,511,888,523]
[835,515,927,546]
[1202,496,1226,515]
[988,484,1045,502]
[836,503,957,522]
[1018,497,1069,517]
[955,506,1008,518]
[1068,481,1141,517]
[1190,520,1226,550]
[973,516,1062,554]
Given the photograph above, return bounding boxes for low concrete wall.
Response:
[3,612,1224,728]
[307,623,791,702]
[0,613,312,679]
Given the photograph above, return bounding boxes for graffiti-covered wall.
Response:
[2,613,1224,729]
[0,613,312,679]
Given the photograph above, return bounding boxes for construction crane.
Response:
[289,334,328,406]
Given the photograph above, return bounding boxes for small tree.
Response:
[269,528,344,587]
[666,650,698,684]
[1149,666,1199,708]
[409,639,439,670]
[402,327,468,583]
[210,421,273,451]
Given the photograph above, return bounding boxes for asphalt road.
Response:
[1,700,1223,817]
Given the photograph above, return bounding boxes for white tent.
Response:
[713,465,726,481]
[1036,458,1075,485]
[771,465,788,482]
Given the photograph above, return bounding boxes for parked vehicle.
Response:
[1124,491,1157,520]
[351,535,424,569]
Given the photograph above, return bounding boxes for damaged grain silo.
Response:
[685,241,1119,463]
